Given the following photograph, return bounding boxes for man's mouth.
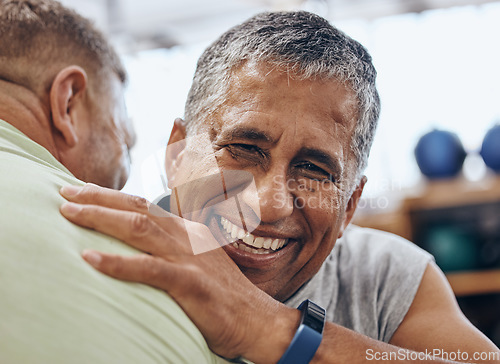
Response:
[220,216,289,254]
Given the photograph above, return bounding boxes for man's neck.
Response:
[0,79,58,158]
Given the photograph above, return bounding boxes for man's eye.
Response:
[223,144,267,163]
[233,144,259,152]
[297,162,335,182]
[227,144,263,156]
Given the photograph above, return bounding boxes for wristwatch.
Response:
[277,299,326,364]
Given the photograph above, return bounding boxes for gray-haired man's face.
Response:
[167,61,361,301]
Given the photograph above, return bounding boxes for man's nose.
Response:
[240,168,294,224]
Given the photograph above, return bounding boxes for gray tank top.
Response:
[284,225,433,343]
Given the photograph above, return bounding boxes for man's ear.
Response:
[165,118,187,187]
[49,66,88,148]
[338,175,367,239]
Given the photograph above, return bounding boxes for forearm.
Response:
[242,311,462,364]
[240,305,302,364]
[311,322,497,364]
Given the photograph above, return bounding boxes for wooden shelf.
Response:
[352,210,412,240]
[354,175,500,297]
[446,269,500,297]
[403,175,500,211]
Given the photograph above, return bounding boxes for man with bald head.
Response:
[0,1,222,363]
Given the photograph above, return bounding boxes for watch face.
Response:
[301,300,326,333]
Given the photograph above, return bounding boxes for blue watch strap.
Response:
[277,299,326,364]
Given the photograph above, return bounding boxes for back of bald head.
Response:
[0,0,126,100]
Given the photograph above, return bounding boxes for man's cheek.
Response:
[180,170,260,254]
[149,157,261,255]
[272,191,288,209]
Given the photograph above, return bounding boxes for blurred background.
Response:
[60,0,500,346]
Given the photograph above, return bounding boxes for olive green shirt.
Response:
[0,119,222,363]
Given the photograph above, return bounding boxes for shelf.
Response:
[403,175,500,211]
[446,269,500,297]
[354,175,500,296]
[352,210,412,240]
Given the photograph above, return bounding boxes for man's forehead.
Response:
[224,61,358,122]
[210,66,355,136]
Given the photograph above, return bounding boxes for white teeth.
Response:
[236,243,270,254]
[263,238,272,249]
[242,234,254,245]
[231,224,238,239]
[220,216,288,253]
[254,237,265,248]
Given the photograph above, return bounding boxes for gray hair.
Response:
[184,11,380,179]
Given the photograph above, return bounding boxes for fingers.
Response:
[60,183,151,215]
[60,184,224,256]
[60,202,187,256]
[82,250,176,291]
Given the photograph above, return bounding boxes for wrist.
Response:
[277,300,326,364]
[243,303,302,364]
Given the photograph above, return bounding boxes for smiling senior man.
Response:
[60,11,500,364]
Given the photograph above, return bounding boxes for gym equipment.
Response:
[480,124,500,173]
[415,129,466,179]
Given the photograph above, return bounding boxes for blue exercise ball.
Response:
[414,129,466,179]
[480,124,500,173]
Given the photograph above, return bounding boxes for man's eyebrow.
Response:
[298,147,342,176]
[224,127,276,143]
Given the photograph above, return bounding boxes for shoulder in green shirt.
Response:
[0,119,225,364]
